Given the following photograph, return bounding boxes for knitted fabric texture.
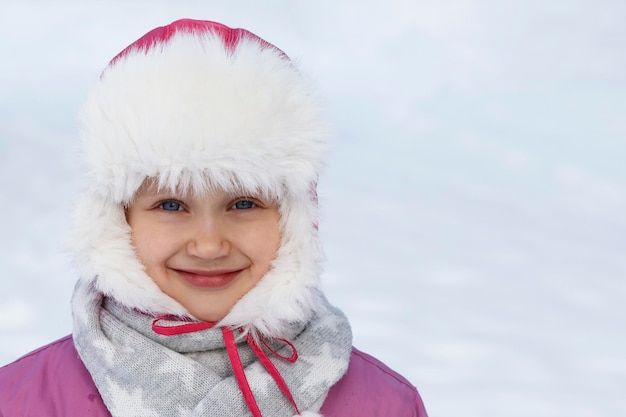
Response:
[71,279,353,417]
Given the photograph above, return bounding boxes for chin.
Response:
[187,305,232,323]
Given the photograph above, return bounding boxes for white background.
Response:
[1,1,625,416]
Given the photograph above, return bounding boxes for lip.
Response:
[173,268,243,289]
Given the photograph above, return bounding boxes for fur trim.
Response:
[69,20,329,337]
[81,31,327,203]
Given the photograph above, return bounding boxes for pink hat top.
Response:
[109,19,288,68]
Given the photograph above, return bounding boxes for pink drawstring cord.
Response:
[152,315,301,417]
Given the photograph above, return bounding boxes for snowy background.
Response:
[1,1,625,416]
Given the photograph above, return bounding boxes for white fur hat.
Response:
[69,19,329,336]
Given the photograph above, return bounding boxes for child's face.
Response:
[126,181,281,322]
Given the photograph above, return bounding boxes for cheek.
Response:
[253,219,282,264]
[231,218,280,267]
[130,227,168,267]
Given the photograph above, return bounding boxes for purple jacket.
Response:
[0,336,427,416]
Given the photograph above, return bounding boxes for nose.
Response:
[186,216,231,260]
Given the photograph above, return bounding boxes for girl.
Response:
[0,19,428,417]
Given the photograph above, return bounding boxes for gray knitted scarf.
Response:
[71,279,353,417]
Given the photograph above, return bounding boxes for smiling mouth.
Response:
[173,268,243,289]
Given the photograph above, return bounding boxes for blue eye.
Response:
[160,201,182,211]
[233,200,256,210]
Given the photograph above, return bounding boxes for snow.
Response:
[1,1,625,416]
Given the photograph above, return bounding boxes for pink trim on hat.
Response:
[109,19,288,69]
